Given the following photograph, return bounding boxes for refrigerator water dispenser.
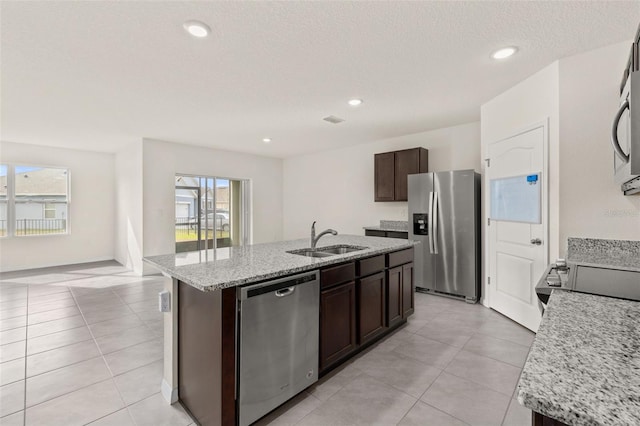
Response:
[413,213,428,235]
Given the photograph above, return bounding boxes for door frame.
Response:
[483,118,550,308]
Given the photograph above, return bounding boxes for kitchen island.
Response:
[517,238,640,425]
[144,235,417,426]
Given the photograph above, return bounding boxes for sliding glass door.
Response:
[175,174,249,253]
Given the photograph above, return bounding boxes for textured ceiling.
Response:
[1,1,639,158]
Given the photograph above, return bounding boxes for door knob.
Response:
[531,238,542,245]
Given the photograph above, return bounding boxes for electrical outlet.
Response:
[159,290,171,313]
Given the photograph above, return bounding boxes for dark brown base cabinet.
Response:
[320,281,357,372]
[387,266,403,327]
[357,271,386,344]
[319,248,415,375]
[387,262,414,327]
[402,262,415,318]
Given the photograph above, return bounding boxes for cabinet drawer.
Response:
[321,262,356,289]
[357,255,385,277]
[387,248,414,268]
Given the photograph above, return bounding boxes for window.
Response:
[44,203,56,219]
[0,164,70,237]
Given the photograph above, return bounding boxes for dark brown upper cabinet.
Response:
[374,148,428,202]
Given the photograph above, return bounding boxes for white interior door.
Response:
[487,123,548,332]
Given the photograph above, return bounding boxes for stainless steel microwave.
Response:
[612,26,640,195]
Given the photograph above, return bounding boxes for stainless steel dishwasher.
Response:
[237,270,319,426]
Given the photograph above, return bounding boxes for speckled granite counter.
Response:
[363,220,409,232]
[144,235,417,292]
[567,237,640,272]
[517,290,640,425]
[517,237,640,425]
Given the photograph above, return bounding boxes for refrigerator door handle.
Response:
[428,191,435,254]
[433,192,439,254]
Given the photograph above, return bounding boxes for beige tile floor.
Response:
[1,261,535,426]
[0,261,193,426]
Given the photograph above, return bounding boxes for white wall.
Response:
[115,142,144,274]
[142,139,283,273]
[559,41,640,249]
[480,61,560,306]
[283,122,481,240]
[0,141,115,272]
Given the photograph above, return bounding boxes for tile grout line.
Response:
[67,286,132,424]
[82,282,166,425]
[21,284,30,426]
[110,285,157,337]
[396,299,500,426]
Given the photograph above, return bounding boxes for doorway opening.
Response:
[174,175,250,253]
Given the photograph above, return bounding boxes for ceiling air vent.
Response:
[323,115,345,124]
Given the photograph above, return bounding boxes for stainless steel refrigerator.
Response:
[408,170,480,302]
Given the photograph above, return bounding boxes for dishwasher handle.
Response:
[275,287,295,297]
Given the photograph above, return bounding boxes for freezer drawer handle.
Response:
[275,287,295,297]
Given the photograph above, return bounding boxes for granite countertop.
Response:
[517,237,640,424]
[363,220,409,232]
[567,237,640,272]
[143,235,417,292]
[517,290,640,425]
[363,226,409,232]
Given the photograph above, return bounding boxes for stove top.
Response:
[536,258,640,305]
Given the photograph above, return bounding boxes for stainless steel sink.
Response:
[287,249,335,258]
[287,245,368,258]
[317,245,368,255]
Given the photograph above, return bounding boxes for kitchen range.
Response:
[518,237,640,425]
[144,230,418,426]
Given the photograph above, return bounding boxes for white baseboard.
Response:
[0,256,117,273]
[161,379,178,404]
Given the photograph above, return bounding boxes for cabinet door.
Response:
[358,272,386,344]
[394,149,421,201]
[320,281,357,372]
[402,262,415,318]
[387,266,403,327]
[375,152,395,201]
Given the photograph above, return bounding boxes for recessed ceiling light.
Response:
[491,47,518,60]
[348,99,363,106]
[262,138,272,143]
[183,20,211,38]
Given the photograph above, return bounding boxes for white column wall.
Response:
[480,61,561,306]
[115,142,144,274]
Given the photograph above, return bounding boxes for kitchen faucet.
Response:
[310,221,338,249]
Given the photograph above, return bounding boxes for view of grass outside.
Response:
[175,229,230,242]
